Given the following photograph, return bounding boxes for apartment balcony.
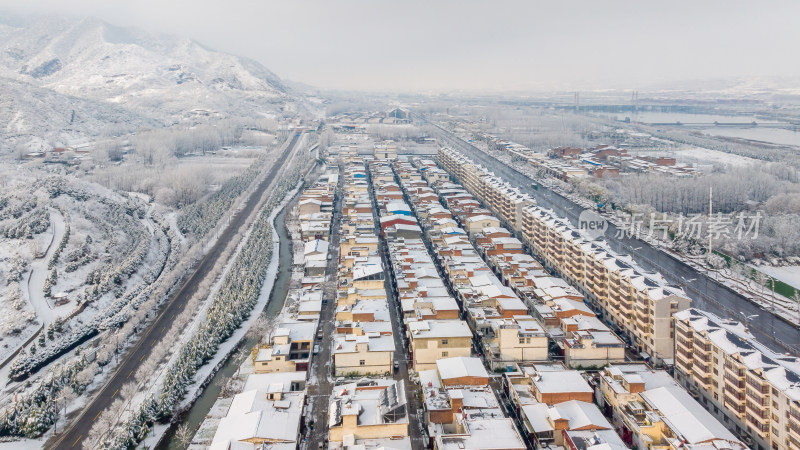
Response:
[693,340,712,355]
[789,419,800,446]
[692,359,712,378]
[675,352,693,374]
[593,284,607,298]
[635,309,649,326]
[745,378,770,398]
[617,300,632,316]
[675,324,693,340]
[692,373,713,390]
[724,360,746,377]
[676,347,693,366]
[724,373,746,392]
[788,432,800,450]
[676,337,693,353]
[724,385,746,413]
[745,398,769,419]
[746,413,770,438]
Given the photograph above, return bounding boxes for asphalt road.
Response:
[304,170,343,450]
[48,133,304,449]
[431,125,800,356]
[368,170,427,450]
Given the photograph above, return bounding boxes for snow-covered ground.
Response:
[21,207,68,325]
[672,144,760,167]
[755,265,800,290]
[141,179,304,448]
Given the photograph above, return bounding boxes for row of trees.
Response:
[121,118,280,165]
[8,207,174,380]
[176,155,266,237]
[47,207,70,270]
[100,148,311,449]
[0,207,50,239]
[82,201,150,301]
[0,349,93,438]
[591,163,799,215]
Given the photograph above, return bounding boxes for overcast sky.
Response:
[2,0,799,92]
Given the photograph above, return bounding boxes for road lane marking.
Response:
[127,370,133,379]
[93,411,102,421]
[72,434,83,447]
[171,314,175,320]
[112,389,119,398]
[140,355,145,362]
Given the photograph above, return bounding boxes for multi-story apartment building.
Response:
[673,308,800,450]
[598,363,747,450]
[439,149,690,362]
[438,147,534,231]
[521,204,691,363]
[438,147,689,363]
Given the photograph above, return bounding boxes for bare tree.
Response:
[754,271,768,300]
[175,423,193,449]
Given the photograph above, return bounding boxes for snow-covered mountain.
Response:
[0,13,297,150]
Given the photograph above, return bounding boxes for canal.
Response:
[156,184,302,449]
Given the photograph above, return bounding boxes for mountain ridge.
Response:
[0,12,298,151]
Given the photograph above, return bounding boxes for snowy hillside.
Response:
[0,77,158,151]
[0,13,296,150]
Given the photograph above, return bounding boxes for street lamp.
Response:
[740,311,759,332]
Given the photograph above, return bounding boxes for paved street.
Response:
[304,171,343,450]
[430,124,800,356]
[367,169,427,450]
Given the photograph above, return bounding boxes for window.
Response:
[441,339,448,345]
[441,352,449,357]
[359,360,365,366]
[519,338,525,344]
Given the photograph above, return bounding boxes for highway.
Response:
[48,133,304,449]
[430,124,800,356]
